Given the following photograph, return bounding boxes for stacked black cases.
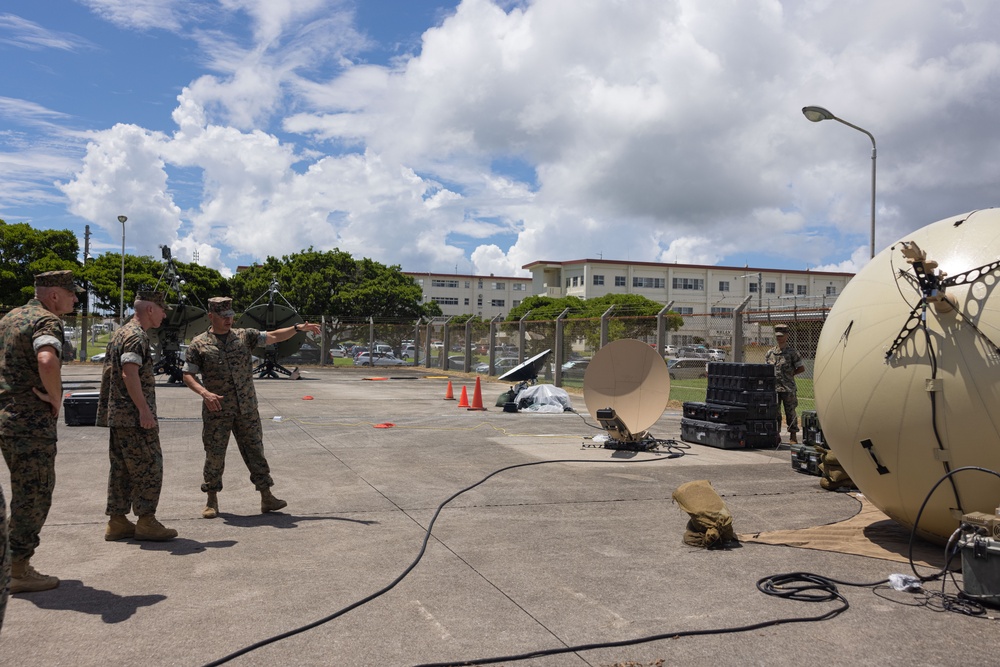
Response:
[801,410,826,448]
[679,363,780,449]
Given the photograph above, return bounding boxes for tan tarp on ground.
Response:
[740,493,949,570]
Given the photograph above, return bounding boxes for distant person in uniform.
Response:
[766,324,806,443]
[0,270,82,593]
[96,290,177,542]
[182,297,320,518]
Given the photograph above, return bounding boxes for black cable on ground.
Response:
[201,452,683,667]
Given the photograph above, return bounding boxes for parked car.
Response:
[473,357,521,375]
[446,355,468,371]
[707,348,726,361]
[400,343,417,360]
[329,344,347,359]
[664,345,677,356]
[354,351,405,367]
[677,346,709,359]
[667,358,708,380]
[561,358,590,378]
[90,352,106,363]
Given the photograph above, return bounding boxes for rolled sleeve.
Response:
[121,352,143,366]
[256,331,267,347]
[33,334,62,355]
[182,360,201,375]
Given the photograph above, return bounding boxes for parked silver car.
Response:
[354,352,405,367]
[667,358,708,380]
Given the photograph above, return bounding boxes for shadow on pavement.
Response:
[17,579,167,623]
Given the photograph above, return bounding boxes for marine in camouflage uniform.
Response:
[0,270,82,594]
[96,291,177,542]
[182,297,320,518]
[765,324,806,443]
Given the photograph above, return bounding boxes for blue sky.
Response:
[3,1,1000,278]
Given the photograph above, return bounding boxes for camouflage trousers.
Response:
[1,482,9,635]
[778,390,799,435]
[0,435,55,563]
[106,427,163,517]
[200,414,273,493]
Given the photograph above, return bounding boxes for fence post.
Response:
[464,318,473,372]
[599,305,615,349]
[413,318,422,366]
[555,308,570,386]
[320,315,328,366]
[424,320,434,368]
[656,300,675,357]
[441,316,454,370]
[733,295,753,363]
[368,317,375,362]
[489,314,502,374]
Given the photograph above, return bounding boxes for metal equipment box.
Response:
[790,442,822,476]
[958,534,1000,608]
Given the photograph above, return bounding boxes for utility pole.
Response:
[81,225,91,361]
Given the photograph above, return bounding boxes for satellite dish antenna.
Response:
[148,246,209,383]
[583,339,671,450]
[236,278,306,379]
[498,349,552,403]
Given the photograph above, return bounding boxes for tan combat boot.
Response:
[789,432,799,444]
[134,515,178,541]
[202,492,219,519]
[260,488,287,513]
[10,559,59,593]
[105,514,136,541]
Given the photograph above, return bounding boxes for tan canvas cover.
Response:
[672,479,737,548]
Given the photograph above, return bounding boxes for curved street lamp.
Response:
[802,106,877,259]
[118,215,127,322]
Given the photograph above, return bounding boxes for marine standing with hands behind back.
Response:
[182,297,321,518]
[97,290,178,542]
[0,270,82,594]
[765,324,806,444]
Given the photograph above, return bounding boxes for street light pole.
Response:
[118,215,127,323]
[802,106,877,259]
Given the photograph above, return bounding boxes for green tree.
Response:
[0,220,81,307]
[229,247,442,321]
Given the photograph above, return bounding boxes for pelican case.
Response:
[790,442,823,476]
[64,391,100,426]
[682,401,708,420]
[801,410,826,448]
[680,418,778,449]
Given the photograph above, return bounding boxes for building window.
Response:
[513,300,521,307]
[464,298,470,305]
[797,285,807,295]
[671,277,703,290]
[711,307,734,318]
[572,276,579,287]
[477,296,483,306]
[431,279,459,288]
[512,283,526,291]
[633,277,666,289]
[478,279,483,288]
[676,307,694,315]
[785,283,794,294]
[615,276,626,287]
[491,299,505,307]
[718,281,729,292]
[566,278,571,288]
[765,282,776,294]
[826,286,837,295]
[749,283,758,293]
[432,297,459,305]
[491,281,505,290]
[593,275,604,286]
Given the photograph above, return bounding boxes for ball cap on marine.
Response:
[135,290,168,309]
[35,270,85,293]
[207,297,235,318]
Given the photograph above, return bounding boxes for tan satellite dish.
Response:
[815,208,1000,544]
[583,339,671,443]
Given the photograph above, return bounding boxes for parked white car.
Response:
[354,352,405,367]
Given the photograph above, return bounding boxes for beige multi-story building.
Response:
[408,260,854,346]
[405,272,533,319]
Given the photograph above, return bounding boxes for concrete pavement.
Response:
[0,364,993,666]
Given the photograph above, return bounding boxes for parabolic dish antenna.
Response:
[498,349,552,383]
[237,303,305,359]
[583,339,671,445]
[152,302,209,343]
[814,208,1000,544]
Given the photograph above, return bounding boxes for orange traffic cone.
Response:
[443,380,455,400]
[468,376,487,411]
[456,385,470,408]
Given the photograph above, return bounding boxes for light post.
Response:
[802,106,877,259]
[118,215,127,322]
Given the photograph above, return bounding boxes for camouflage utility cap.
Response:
[136,290,168,309]
[35,270,85,293]
[207,297,235,317]
[774,324,788,337]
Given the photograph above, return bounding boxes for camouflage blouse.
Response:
[765,344,804,394]
[0,298,64,439]
[96,320,157,428]
[183,327,265,418]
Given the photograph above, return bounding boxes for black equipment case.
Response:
[64,392,99,426]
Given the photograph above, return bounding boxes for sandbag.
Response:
[819,450,857,491]
[671,480,738,549]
